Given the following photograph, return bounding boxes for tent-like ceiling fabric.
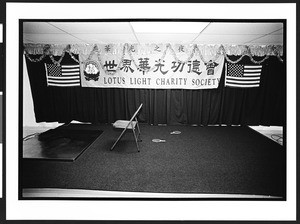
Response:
[23,21,283,45]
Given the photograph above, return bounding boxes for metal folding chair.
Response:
[110,104,143,152]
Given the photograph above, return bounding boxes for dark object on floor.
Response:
[23,124,103,161]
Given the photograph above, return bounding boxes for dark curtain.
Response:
[25,54,285,126]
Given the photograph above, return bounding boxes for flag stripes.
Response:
[45,63,81,87]
[225,63,262,88]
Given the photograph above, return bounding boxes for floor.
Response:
[22,188,281,199]
[23,125,284,146]
[21,124,284,199]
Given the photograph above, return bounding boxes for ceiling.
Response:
[23,21,284,45]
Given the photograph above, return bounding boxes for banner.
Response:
[80,51,225,89]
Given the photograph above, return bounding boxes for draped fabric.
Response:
[25,54,285,126]
[24,43,284,57]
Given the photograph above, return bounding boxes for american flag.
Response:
[225,63,262,88]
[45,63,81,87]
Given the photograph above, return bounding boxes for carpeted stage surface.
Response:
[21,124,285,197]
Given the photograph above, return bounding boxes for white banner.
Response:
[80,51,224,89]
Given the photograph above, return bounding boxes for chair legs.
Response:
[111,125,141,152]
[132,128,140,152]
[136,123,142,142]
[110,128,127,151]
[135,118,142,142]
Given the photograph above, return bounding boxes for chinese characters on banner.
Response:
[80,52,225,89]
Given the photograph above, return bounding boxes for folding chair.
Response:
[110,103,143,152]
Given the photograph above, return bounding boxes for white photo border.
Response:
[6,2,296,221]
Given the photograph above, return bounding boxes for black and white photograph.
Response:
[21,20,286,200]
[4,2,297,221]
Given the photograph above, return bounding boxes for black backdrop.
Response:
[25,54,285,126]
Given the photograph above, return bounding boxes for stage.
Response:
[21,124,285,199]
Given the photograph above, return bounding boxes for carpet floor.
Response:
[21,124,286,197]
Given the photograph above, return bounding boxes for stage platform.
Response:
[21,124,285,199]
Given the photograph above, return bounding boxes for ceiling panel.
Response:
[23,34,86,44]
[23,22,65,34]
[136,34,199,44]
[271,29,284,35]
[49,22,133,34]
[131,22,209,33]
[22,21,284,45]
[246,34,283,45]
[203,22,283,35]
[193,34,262,45]
[72,34,138,44]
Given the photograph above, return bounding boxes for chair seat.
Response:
[110,103,143,152]
[113,120,137,129]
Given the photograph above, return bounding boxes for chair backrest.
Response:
[128,103,143,123]
[122,103,142,130]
